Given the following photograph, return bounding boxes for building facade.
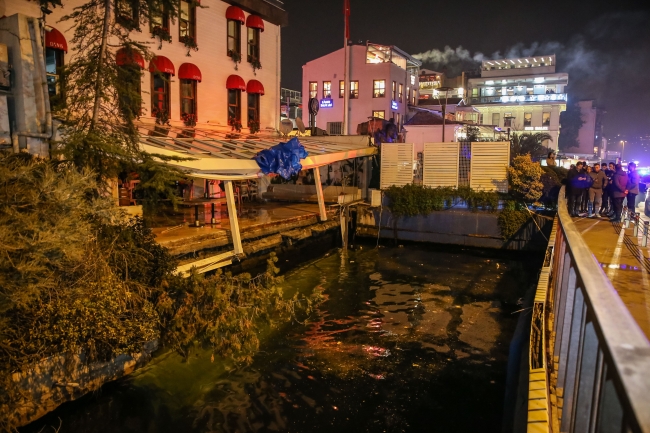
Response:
[1,0,286,152]
[467,55,568,149]
[302,43,421,135]
[574,100,606,157]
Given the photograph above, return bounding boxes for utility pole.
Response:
[437,87,452,142]
[342,0,350,135]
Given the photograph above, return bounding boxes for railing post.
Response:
[622,206,628,224]
[643,221,649,248]
[633,214,640,237]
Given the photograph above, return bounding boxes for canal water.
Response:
[23,243,542,433]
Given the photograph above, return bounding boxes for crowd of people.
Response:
[565,160,640,222]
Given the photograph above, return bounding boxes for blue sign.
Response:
[391,100,398,110]
[320,98,333,108]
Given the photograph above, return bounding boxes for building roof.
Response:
[404,110,463,126]
[138,124,377,179]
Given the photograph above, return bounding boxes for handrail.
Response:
[549,187,650,432]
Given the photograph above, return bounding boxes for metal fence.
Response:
[528,186,650,432]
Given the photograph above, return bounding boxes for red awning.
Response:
[246,15,264,32]
[246,79,265,95]
[45,27,67,52]
[178,63,202,81]
[149,56,175,75]
[225,5,245,23]
[226,75,246,91]
[116,48,145,69]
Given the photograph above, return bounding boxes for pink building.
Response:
[302,43,421,135]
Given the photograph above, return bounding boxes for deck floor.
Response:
[574,201,650,339]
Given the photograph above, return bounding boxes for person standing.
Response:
[581,165,592,213]
[567,162,588,217]
[600,162,615,216]
[626,162,640,216]
[588,163,607,218]
[610,163,629,223]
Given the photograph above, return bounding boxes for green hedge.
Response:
[383,185,502,217]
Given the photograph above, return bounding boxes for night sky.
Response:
[280,0,650,154]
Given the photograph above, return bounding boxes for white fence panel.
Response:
[380,143,414,189]
[469,142,510,193]
[422,142,459,188]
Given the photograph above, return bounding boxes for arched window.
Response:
[226,6,245,59]
[179,63,202,124]
[246,15,263,65]
[44,28,67,106]
[247,80,264,128]
[116,47,145,118]
[149,56,175,119]
[226,75,246,124]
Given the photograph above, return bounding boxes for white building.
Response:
[467,55,568,149]
[1,0,287,157]
[302,43,421,135]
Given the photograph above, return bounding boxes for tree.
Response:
[558,102,585,151]
[510,132,553,160]
[507,154,544,202]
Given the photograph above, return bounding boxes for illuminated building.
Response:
[467,55,568,149]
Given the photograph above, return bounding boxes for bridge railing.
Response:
[528,187,650,432]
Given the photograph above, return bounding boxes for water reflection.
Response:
[23,244,540,433]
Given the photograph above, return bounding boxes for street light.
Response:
[435,86,453,142]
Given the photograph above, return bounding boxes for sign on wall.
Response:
[320,98,333,108]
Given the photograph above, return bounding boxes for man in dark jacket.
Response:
[588,163,607,218]
[626,162,640,216]
[567,162,590,217]
[600,162,615,215]
[610,163,629,223]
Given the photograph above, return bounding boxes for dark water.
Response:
[23,244,541,433]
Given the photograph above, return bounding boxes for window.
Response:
[309,82,317,99]
[248,93,260,126]
[323,81,331,98]
[180,79,197,119]
[228,89,241,122]
[150,4,169,34]
[398,83,403,101]
[504,112,513,127]
[227,19,241,57]
[45,48,64,100]
[350,81,359,99]
[373,80,386,98]
[396,113,401,130]
[406,86,410,103]
[524,112,532,127]
[372,110,385,119]
[542,112,551,126]
[492,113,500,126]
[411,89,416,105]
[179,0,196,41]
[392,81,396,100]
[116,0,138,28]
[117,63,142,118]
[247,27,260,63]
[151,72,170,117]
[339,80,345,98]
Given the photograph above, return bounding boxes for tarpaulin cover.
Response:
[253,138,308,180]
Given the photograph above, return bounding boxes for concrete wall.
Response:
[403,124,459,153]
[1,0,282,132]
[356,206,552,251]
[576,100,597,155]
[302,45,418,135]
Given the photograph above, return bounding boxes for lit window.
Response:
[350,81,359,99]
[180,79,197,120]
[543,112,551,126]
[179,0,196,41]
[227,19,241,57]
[323,81,331,98]
[373,80,385,98]
[150,4,169,36]
[524,112,532,127]
[228,89,241,122]
[248,93,260,126]
[309,82,317,99]
[247,27,260,64]
[339,80,345,98]
[372,110,385,119]
[392,81,396,100]
[398,84,403,101]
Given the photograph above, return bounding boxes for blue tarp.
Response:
[253,137,309,180]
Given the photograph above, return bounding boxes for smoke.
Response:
[412,45,485,64]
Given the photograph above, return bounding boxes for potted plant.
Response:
[251,58,262,75]
[152,25,172,49]
[150,107,170,136]
[227,116,242,138]
[248,119,260,135]
[180,112,197,138]
[180,35,199,57]
[228,50,241,70]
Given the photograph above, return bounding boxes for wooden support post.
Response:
[224,180,243,255]
[313,167,328,222]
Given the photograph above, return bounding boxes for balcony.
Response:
[470,93,567,105]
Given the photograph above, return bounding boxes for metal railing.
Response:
[470,93,567,104]
[529,186,650,432]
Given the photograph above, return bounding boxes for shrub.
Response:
[497,202,531,239]
[507,154,543,202]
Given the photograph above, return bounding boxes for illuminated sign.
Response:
[391,100,398,110]
[524,126,549,131]
[320,98,333,108]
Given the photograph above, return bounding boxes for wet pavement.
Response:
[152,202,328,246]
[21,244,543,433]
[572,202,650,339]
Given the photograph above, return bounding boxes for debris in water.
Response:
[210,353,214,363]
[363,345,391,357]
[369,373,385,380]
[350,260,355,263]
